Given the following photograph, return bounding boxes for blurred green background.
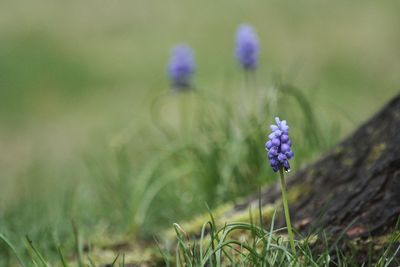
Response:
[0,0,399,264]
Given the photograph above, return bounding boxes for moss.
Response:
[366,143,386,167]
[343,158,355,167]
[163,181,310,242]
[86,244,162,265]
[334,146,344,154]
[373,230,400,249]
[288,183,311,203]
[227,203,276,225]
[163,203,234,239]
[74,232,163,265]
[163,201,278,242]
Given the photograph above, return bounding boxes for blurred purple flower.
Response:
[265,117,294,172]
[235,24,259,71]
[167,44,196,90]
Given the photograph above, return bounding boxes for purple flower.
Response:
[235,24,259,71]
[265,117,294,172]
[167,44,196,90]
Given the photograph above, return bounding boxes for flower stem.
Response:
[279,168,296,254]
[179,93,189,138]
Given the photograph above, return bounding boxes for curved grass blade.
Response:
[0,233,27,267]
[25,235,49,267]
[57,246,69,267]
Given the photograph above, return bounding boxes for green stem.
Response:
[179,93,188,138]
[244,70,255,114]
[279,168,296,254]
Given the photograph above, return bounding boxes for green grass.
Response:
[0,80,392,265]
[0,0,400,265]
[1,202,399,266]
[0,78,337,265]
[167,207,400,266]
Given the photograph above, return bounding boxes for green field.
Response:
[0,0,399,265]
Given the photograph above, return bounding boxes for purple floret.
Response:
[167,44,196,90]
[265,117,294,172]
[235,24,259,71]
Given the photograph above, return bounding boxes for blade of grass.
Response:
[25,235,49,267]
[0,233,27,267]
[110,254,119,267]
[57,246,69,267]
[71,221,84,267]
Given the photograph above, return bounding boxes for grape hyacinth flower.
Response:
[265,117,296,253]
[167,44,196,91]
[265,117,294,172]
[235,24,259,71]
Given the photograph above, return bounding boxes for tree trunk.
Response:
[236,93,400,261]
